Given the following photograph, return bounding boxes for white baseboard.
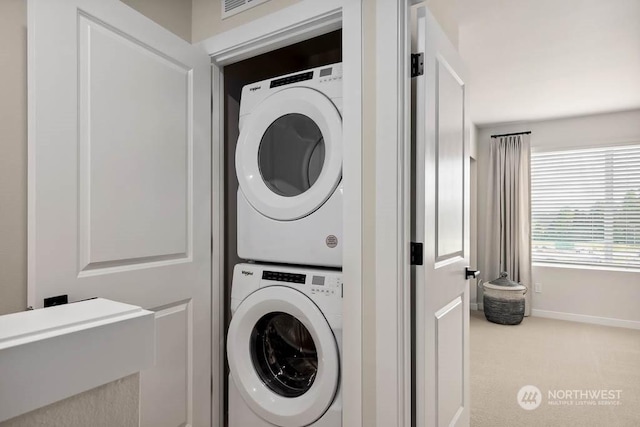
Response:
[531,309,640,330]
[470,303,481,311]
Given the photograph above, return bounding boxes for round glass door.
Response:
[236,87,342,221]
[258,114,325,198]
[251,312,318,397]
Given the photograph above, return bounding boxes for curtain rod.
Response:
[491,131,531,138]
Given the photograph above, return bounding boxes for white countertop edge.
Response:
[0,298,155,423]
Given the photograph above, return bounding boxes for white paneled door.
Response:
[28,1,211,426]
[413,7,470,427]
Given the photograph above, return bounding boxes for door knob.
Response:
[465,267,480,280]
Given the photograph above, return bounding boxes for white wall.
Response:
[122,0,192,41]
[425,0,459,47]
[476,109,640,326]
[0,0,27,316]
[0,375,139,427]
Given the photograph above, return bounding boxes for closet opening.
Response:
[222,29,342,425]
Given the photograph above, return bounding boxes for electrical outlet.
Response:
[534,283,542,293]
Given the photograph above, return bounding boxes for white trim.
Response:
[27,0,37,309]
[531,309,640,330]
[210,64,225,427]
[469,303,480,311]
[531,139,640,154]
[375,1,411,427]
[533,262,640,274]
[341,2,363,425]
[202,1,363,425]
[203,0,343,65]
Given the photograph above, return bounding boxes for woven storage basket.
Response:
[482,275,527,325]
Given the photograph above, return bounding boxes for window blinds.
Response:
[531,144,640,269]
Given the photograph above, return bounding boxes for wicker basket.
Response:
[482,281,527,325]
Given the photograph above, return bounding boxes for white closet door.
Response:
[28,1,212,426]
[413,7,471,427]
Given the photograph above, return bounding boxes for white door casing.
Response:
[413,7,471,427]
[206,2,364,426]
[28,0,211,426]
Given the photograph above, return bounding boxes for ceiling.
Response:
[458,0,640,126]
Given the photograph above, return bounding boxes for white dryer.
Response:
[227,263,342,427]
[236,64,343,267]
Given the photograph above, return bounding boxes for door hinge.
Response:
[410,242,423,265]
[411,53,424,78]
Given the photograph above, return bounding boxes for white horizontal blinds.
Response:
[531,144,640,269]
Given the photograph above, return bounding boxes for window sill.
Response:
[532,262,640,274]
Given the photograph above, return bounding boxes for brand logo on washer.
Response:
[241,270,253,276]
[326,235,338,248]
[249,86,261,92]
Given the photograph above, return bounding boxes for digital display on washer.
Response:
[319,67,332,77]
[312,275,325,286]
[270,71,314,88]
[262,271,306,284]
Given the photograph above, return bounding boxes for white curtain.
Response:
[483,134,532,315]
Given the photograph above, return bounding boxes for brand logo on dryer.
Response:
[249,86,261,92]
[241,270,254,276]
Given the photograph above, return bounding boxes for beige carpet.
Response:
[470,311,640,426]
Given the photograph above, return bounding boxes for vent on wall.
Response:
[222,0,272,19]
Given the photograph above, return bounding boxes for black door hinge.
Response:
[411,53,424,78]
[410,242,423,265]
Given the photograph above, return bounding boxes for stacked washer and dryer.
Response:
[228,64,344,427]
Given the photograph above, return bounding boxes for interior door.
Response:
[412,7,470,427]
[28,1,211,426]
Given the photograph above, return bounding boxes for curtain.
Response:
[483,134,532,315]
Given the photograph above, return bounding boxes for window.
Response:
[531,145,640,269]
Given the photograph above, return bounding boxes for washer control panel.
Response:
[257,266,342,299]
[309,275,342,297]
[262,270,305,284]
[232,264,343,316]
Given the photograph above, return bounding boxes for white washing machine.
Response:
[227,263,342,427]
[236,64,343,267]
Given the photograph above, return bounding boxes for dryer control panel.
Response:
[239,63,343,125]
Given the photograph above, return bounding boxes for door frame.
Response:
[375,0,413,426]
[202,1,363,426]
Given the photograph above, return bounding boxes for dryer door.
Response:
[227,286,340,427]
[236,87,342,221]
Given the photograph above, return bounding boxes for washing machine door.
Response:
[227,286,340,427]
[236,87,342,221]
